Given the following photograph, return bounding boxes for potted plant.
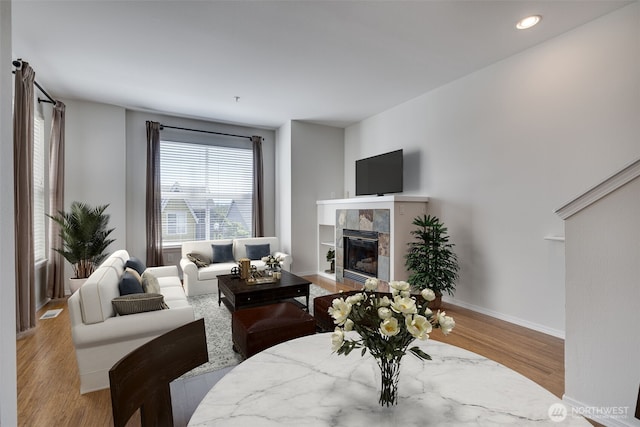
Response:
[326,248,336,273]
[405,214,459,308]
[48,202,116,292]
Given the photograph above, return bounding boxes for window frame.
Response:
[158,136,254,247]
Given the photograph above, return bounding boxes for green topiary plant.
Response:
[405,214,459,297]
[326,248,336,273]
[48,201,116,279]
[326,248,335,262]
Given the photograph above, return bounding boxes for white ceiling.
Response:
[12,0,632,129]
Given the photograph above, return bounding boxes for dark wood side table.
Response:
[217,270,310,312]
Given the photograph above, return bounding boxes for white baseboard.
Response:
[442,296,566,339]
[562,395,637,427]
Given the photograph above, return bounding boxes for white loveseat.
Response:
[180,237,291,296]
[67,249,194,394]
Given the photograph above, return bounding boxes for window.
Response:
[160,140,253,246]
[33,110,46,262]
[166,211,187,235]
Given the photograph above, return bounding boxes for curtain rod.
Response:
[12,59,56,105]
[159,124,252,140]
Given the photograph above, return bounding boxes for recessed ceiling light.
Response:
[516,15,542,30]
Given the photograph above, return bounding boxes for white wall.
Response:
[344,3,640,336]
[62,99,127,290]
[275,121,292,255]
[289,121,344,275]
[277,120,344,274]
[125,110,276,262]
[563,174,640,427]
[0,1,17,424]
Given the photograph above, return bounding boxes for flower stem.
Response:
[377,357,402,407]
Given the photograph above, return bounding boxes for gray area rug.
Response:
[182,283,332,379]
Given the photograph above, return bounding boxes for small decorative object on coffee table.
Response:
[261,254,283,276]
[329,278,455,407]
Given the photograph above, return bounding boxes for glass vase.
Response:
[376,356,402,407]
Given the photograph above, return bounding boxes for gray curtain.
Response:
[146,121,163,266]
[252,136,264,237]
[46,101,66,299]
[14,62,36,337]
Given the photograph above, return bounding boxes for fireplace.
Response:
[343,229,379,283]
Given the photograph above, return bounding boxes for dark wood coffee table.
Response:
[217,270,310,312]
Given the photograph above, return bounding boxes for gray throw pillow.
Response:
[119,270,144,295]
[187,252,210,268]
[125,257,146,275]
[245,243,270,260]
[112,293,169,316]
[211,244,234,263]
[141,270,161,294]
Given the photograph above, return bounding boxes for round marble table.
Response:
[188,333,590,426]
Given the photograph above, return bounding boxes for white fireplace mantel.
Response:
[316,195,429,283]
[317,195,429,207]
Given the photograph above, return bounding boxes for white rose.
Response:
[379,317,400,337]
[261,256,270,262]
[405,314,432,340]
[423,307,433,317]
[421,288,436,302]
[378,307,392,320]
[378,296,391,307]
[331,327,345,351]
[389,280,410,292]
[344,318,354,332]
[400,291,411,298]
[328,298,352,325]
[364,278,379,291]
[391,296,418,315]
[436,310,456,335]
[346,293,364,305]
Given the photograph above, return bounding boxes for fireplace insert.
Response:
[343,229,378,282]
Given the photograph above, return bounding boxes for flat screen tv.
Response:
[355,149,403,196]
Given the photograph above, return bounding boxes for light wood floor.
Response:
[17,275,598,426]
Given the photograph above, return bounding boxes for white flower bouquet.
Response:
[261,254,283,271]
[329,278,455,406]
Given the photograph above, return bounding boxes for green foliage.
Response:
[48,202,116,279]
[326,248,335,262]
[405,215,459,296]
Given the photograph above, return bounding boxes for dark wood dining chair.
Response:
[108,318,209,427]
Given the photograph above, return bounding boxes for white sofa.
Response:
[67,249,194,394]
[180,237,291,296]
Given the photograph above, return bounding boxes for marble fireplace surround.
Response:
[336,209,390,283]
[317,196,429,285]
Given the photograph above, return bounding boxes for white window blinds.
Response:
[159,140,253,246]
[33,110,46,262]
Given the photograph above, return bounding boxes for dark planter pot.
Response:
[427,292,443,310]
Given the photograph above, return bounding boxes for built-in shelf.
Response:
[544,236,565,242]
[320,241,335,247]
